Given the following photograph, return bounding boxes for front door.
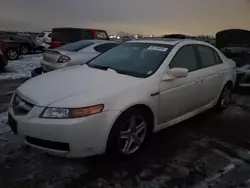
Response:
[158,45,203,125]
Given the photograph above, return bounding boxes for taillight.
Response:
[57,55,71,63]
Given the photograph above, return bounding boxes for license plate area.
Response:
[8,113,18,134]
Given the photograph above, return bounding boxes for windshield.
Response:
[88,42,173,78]
[57,40,94,52]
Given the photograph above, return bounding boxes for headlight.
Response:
[40,104,104,119]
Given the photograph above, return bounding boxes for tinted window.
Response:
[94,43,119,53]
[169,45,198,72]
[213,50,223,64]
[48,33,52,38]
[57,40,94,52]
[197,45,216,68]
[83,31,94,39]
[52,29,94,43]
[97,31,108,40]
[88,43,173,78]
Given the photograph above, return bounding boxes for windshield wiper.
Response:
[87,64,111,71]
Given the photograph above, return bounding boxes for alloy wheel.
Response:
[118,115,147,155]
[7,50,18,60]
[220,86,231,108]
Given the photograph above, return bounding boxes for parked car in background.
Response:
[31,40,118,77]
[50,28,109,49]
[0,40,21,60]
[10,35,44,54]
[0,49,8,72]
[231,57,250,87]
[9,39,236,158]
[36,31,52,45]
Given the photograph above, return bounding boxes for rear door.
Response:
[195,45,225,105]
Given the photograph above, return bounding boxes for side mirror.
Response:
[162,68,189,81]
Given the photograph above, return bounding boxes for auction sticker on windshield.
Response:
[147,46,168,52]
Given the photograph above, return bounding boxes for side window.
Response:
[83,31,94,39]
[94,43,118,53]
[213,50,223,64]
[97,31,108,40]
[169,45,198,72]
[48,33,52,38]
[197,45,216,68]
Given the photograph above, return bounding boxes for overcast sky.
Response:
[0,0,250,35]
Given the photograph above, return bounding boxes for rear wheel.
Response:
[21,45,29,55]
[107,108,151,158]
[216,83,233,110]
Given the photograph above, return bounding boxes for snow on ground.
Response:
[0,54,42,80]
[0,111,10,134]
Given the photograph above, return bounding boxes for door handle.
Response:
[196,77,204,83]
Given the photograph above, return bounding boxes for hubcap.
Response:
[119,115,147,155]
[8,50,17,59]
[221,87,231,108]
[22,47,28,54]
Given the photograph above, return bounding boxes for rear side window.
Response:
[213,50,223,64]
[83,31,94,39]
[94,43,118,53]
[57,40,94,52]
[169,45,198,72]
[97,31,109,40]
[52,29,94,43]
[48,33,52,38]
[197,45,216,68]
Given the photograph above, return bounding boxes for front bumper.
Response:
[8,106,120,158]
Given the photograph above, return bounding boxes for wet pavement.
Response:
[1,80,250,188]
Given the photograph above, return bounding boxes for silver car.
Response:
[232,57,250,87]
[41,40,119,72]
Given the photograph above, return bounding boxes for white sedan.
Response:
[8,39,236,158]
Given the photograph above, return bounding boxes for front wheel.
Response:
[107,108,151,158]
[6,49,19,60]
[216,83,233,110]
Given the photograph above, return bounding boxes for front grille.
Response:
[26,136,70,151]
[12,95,34,115]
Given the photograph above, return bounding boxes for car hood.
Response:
[17,65,142,106]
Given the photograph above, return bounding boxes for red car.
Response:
[50,28,110,49]
[0,49,8,72]
[0,40,21,60]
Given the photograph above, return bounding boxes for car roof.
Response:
[76,39,118,45]
[126,38,212,46]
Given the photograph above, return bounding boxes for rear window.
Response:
[52,29,94,43]
[57,40,94,52]
[97,31,109,40]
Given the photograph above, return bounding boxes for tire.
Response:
[216,83,233,110]
[6,49,19,60]
[0,65,4,73]
[21,45,29,55]
[106,108,152,158]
